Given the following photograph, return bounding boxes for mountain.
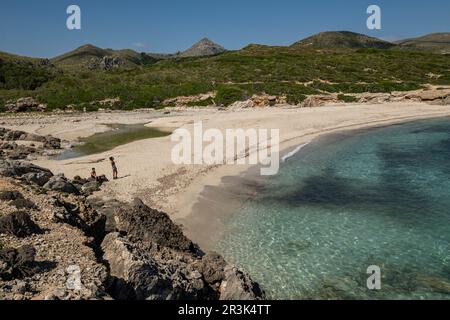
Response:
[51,44,158,69]
[395,33,450,53]
[178,38,227,57]
[291,31,396,49]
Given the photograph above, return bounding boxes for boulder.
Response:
[0,245,37,280]
[81,181,101,195]
[101,233,207,300]
[43,174,80,194]
[43,136,61,149]
[5,97,46,113]
[52,197,106,242]
[0,191,37,210]
[114,198,194,252]
[0,160,53,185]
[219,265,265,300]
[0,211,41,238]
[197,252,227,285]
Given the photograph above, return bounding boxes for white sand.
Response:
[3,102,450,231]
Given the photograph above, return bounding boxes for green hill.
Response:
[51,44,159,70]
[292,31,396,49]
[1,34,450,112]
[395,33,450,53]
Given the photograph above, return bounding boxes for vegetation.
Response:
[1,43,449,110]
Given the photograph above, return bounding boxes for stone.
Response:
[0,245,37,280]
[81,181,101,195]
[197,252,227,284]
[114,198,194,252]
[0,211,41,238]
[5,97,45,113]
[43,174,80,194]
[0,160,53,185]
[101,233,207,300]
[219,265,265,300]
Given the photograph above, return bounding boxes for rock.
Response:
[0,245,37,280]
[43,174,80,194]
[0,160,53,185]
[101,233,207,300]
[43,136,61,149]
[228,100,254,109]
[0,191,23,202]
[22,172,53,186]
[81,181,101,195]
[219,265,265,300]
[416,274,450,294]
[88,56,123,71]
[5,97,46,113]
[11,280,29,294]
[197,252,227,285]
[114,198,194,252]
[0,211,41,238]
[52,197,106,242]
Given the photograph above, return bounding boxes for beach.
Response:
[2,101,450,247]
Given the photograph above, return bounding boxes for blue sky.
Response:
[0,0,449,57]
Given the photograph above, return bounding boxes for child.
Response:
[109,157,118,180]
[90,168,97,180]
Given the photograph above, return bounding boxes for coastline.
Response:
[2,101,450,249]
[174,110,450,249]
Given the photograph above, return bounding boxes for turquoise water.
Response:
[214,117,450,300]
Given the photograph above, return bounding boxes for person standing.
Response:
[109,157,118,180]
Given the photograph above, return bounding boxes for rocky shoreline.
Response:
[0,128,265,300]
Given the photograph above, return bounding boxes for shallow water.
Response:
[214,117,450,300]
[56,123,170,160]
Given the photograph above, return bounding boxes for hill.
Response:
[395,33,450,53]
[51,44,158,70]
[1,37,449,112]
[179,38,227,57]
[292,31,396,49]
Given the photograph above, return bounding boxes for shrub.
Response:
[337,94,358,102]
[215,85,248,106]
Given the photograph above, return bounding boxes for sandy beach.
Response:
[2,101,450,247]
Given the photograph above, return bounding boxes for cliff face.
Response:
[0,128,265,300]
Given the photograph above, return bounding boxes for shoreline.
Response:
[2,102,450,249]
[174,111,450,249]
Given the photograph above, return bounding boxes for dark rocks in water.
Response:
[0,245,37,280]
[0,211,41,238]
[43,174,79,195]
[115,198,194,252]
[52,197,106,242]
[0,160,53,186]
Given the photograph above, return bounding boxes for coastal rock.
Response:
[0,191,37,210]
[228,100,254,109]
[52,197,106,242]
[43,174,80,194]
[114,198,194,252]
[197,252,227,285]
[0,245,37,280]
[0,211,41,238]
[219,265,265,300]
[0,160,53,185]
[101,233,207,300]
[81,181,101,195]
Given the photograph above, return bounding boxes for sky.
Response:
[0,0,449,58]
